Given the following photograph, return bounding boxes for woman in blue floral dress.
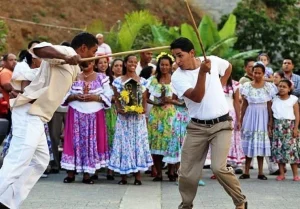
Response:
[108,54,153,185]
[239,62,277,180]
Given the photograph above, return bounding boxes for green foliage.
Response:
[223,0,300,70]
[118,10,160,51]
[218,14,236,40]
[0,20,8,53]
[85,19,106,35]
[198,15,220,50]
[32,14,40,23]
[181,23,201,55]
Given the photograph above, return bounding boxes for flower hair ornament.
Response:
[156,52,175,62]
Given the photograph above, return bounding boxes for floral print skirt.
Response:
[271,119,300,164]
[108,114,153,174]
[61,107,109,174]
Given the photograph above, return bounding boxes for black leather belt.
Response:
[192,113,230,125]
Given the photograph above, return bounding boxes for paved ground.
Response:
[1,147,300,209]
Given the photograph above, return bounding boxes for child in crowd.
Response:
[258,53,273,82]
[271,79,300,181]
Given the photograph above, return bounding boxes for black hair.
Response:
[18,50,34,66]
[71,32,98,50]
[94,57,114,85]
[252,62,265,73]
[140,66,153,80]
[279,79,293,95]
[18,50,28,62]
[156,55,173,82]
[274,70,285,78]
[122,54,136,75]
[170,37,194,53]
[60,41,71,47]
[2,54,8,61]
[244,58,256,67]
[283,57,293,64]
[27,40,41,49]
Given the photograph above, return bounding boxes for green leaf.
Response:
[219,14,237,40]
[206,37,238,56]
[118,10,160,51]
[198,15,220,50]
[228,49,261,60]
[151,25,175,46]
[180,23,201,55]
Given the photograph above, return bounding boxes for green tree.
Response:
[0,20,8,53]
[221,0,300,71]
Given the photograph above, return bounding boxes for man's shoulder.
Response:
[0,68,12,75]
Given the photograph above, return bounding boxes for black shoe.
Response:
[106,175,115,180]
[203,165,210,169]
[63,176,75,183]
[270,169,280,175]
[152,176,163,182]
[118,180,127,185]
[257,175,268,180]
[90,175,99,180]
[145,170,151,174]
[134,179,142,185]
[82,178,94,184]
[0,202,9,209]
[235,168,243,175]
[239,174,250,179]
[250,166,254,169]
[168,174,176,182]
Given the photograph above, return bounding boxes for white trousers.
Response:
[0,104,50,209]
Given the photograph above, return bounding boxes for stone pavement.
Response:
[18,168,300,209]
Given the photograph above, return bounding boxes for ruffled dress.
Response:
[240,82,277,157]
[61,73,112,174]
[108,77,153,174]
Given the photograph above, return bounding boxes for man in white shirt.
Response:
[96,33,112,61]
[135,46,156,76]
[171,38,247,209]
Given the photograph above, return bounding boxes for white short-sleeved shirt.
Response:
[171,55,229,120]
[272,95,298,120]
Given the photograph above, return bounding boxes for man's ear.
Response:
[189,49,195,57]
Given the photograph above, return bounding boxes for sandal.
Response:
[134,179,142,185]
[276,176,285,181]
[63,176,75,183]
[82,178,94,184]
[118,180,127,185]
[293,176,300,181]
[210,175,216,179]
[239,174,250,179]
[257,175,268,180]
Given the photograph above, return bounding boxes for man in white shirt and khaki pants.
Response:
[171,37,247,209]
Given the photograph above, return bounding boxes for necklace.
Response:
[82,71,95,78]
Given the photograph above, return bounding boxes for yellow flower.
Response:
[124,106,130,113]
[135,105,144,114]
[120,90,130,104]
[129,105,136,112]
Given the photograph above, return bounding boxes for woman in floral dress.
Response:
[239,62,277,180]
[271,79,300,181]
[147,53,178,181]
[61,60,112,184]
[108,54,153,185]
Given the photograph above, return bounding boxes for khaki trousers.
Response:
[178,120,246,209]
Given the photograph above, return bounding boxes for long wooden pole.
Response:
[80,46,170,62]
[184,0,207,60]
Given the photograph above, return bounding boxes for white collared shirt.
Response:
[171,56,229,120]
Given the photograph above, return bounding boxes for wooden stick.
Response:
[184,0,207,60]
[80,46,170,62]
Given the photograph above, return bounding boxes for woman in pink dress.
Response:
[61,61,112,184]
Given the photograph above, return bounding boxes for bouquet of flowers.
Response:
[119,79,144,114]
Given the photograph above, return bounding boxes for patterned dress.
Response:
[225,81,245,167]
[271,95,300,164]
[105,86,117,151]
[108,77,153,174]
[147,76,179,163]
[61,73,112,174]
[240,82,277,157]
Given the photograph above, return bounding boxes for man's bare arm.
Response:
[220,64,232,86]
[33,46,81,65]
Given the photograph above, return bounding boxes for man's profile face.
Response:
[282,59,294,73]
[171,48,194,70]
[78,44,98,58]
[245,61,254,76]
[141,51,153,63]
